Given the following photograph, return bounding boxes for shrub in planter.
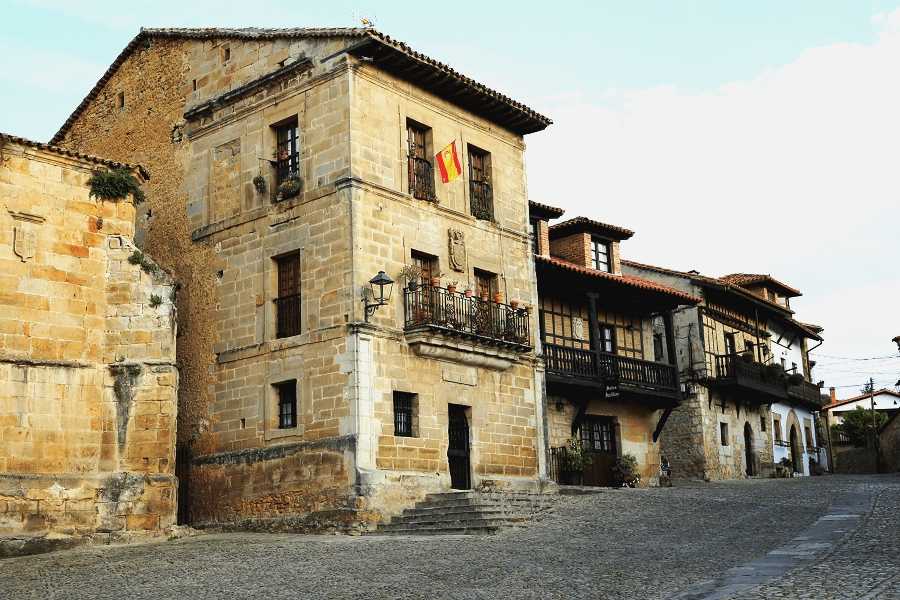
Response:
[787,373,804,386]
[612,454,641,488]
[276,176,302,200]
[766,363,784,379]
[398,264,423,291]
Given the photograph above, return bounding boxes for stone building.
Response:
[529,205,699,486]
[0,133,177,550]
[52,27,551,529]
[623,262,825,480]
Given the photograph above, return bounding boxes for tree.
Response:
[833,406,888,447]
[860,378,875,395]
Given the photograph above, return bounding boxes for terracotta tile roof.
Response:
[52,27,551,144]
[528,200,565,219]
[549,216,634,241]
[1,131,148,178]
[826,388,900,410]
[536,255,700,304]
[719,273,802,297]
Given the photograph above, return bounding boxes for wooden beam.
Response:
[653,408,673,442]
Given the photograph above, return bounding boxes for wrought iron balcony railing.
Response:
[544,343,679,394]
[469,180,493,221]
[408,156,436,201]
[403,284,530,349]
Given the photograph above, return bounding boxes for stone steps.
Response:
[374,490,557,536]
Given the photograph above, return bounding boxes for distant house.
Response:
[825,389,900,424]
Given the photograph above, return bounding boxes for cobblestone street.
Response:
[1,475,897,600]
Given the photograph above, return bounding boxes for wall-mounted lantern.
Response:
[893,335,900,353]
[363,271,394,322]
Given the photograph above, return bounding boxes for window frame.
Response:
[473,268,498,300]
[274,251,302,339]
[406,119,435,201]
[467,144,493,220]
[393,391,417,438]
[590,237,611,272]
[411,250,438,287]
[274,380,298,430]
[597,323,615,354]
[720,422,729,446]
[273,117,300,187]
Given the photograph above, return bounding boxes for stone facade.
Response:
[54,29,549,529]
[0,134,178,549]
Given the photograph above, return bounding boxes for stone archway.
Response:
[744,422,755,476]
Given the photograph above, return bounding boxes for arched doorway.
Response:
[744,423,755,476]
[789,425,802,474]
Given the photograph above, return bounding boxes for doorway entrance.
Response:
[580,416,617,486]
[789,425,802,473]
[744,422,755,476]
[447,404,471,490]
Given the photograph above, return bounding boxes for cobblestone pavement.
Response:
[1,475,897,600]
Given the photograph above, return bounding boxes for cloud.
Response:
[525,10,900,397]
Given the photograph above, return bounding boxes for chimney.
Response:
[829,387,837,404]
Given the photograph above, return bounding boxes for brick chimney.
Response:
[829,387,837,404]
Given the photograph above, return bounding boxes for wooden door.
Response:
[448,405,471,490]
[580,416,616,486]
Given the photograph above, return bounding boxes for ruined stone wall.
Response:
[0,139,177,545]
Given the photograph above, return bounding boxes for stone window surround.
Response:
[392,390,418,438]
[266,245,307,346]
[720,422,730,446]
[264,371,304,441]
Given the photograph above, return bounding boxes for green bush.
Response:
[88,168,145,203]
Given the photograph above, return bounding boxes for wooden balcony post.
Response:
[586,292,602,361]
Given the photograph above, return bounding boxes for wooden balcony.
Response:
[543,342,680,400]
[709,354,789,401]
[787,379,827,409]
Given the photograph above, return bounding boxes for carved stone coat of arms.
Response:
[448,228,466,272]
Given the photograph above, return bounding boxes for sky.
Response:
[2,0,899,397]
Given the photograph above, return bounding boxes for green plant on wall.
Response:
[88,168,145,203]
[149,294,162,308]
[128,250,158,276]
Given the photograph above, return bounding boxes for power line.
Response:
[815,354,899,361]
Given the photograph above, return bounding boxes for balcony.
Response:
[408,156,435,201]
[469,180,493,221]
[403,285,531,369]
[787,379,827,409]
[544,343,680,400]
[708,354,789,401]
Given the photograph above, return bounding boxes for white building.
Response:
[826,388,900,424]
[719,274,827,475]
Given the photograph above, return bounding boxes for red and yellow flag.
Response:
[435,141,463,183]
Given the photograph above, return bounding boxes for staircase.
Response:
[376,491,557,536]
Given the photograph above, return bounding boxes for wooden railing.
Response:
[787,380,826,407]
[712,354,789,399]
[404,285,530,349]
[544,343,678,393]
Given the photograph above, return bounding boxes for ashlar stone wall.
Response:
[0,137,177,547]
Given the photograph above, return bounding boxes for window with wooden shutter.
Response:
[467,145,493,220]
[474,268,498,300]
[275,252,301,338]
[274,118,299,187]
[411,250,438,286]
[407,120,435,200]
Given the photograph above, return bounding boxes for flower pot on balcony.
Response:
[493,292,504,304]
[788,373,804,386]
[740,352,754,364]
[447,284,458,294]
[464,289,473,298]
[766,364,784,379]
[509,299,520,309]
[430,276,441,287]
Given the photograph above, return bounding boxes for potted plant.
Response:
[398,264,423,291]
[464,287,474,298]
[509,298,520,309]
[766,363,784,380]
[276,176,302,201]
[612,454,641,488]
[787,372,804,386]
[740,352,755,364]
[493,291,504,304]
[561,438,591,485]
[430,274,442,288]
[446,280,459,294]
[252,174,267,194]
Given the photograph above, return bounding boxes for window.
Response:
[530,219,541,254]
[804,426,813,448]
[744,340,755,355]
[117,91,125,110]
[275,252,301,338]
[720,422,729,446]
[474,268,498,300]
[467,145,493,220]
[580,416,616,453]
[792,362,798,374]
[407,120,434,201]
[597,324,615,354]
[411,250,438,286]
[780,357,787,369]
[760,414,767,432]
[773,416,782,442]
[590,237,610,272]
[274,118,299,187]
[274,380,297,429]
[653,333,664,362]
[724,332,736,356]
[393,391,417,437]
[221,46,231,63]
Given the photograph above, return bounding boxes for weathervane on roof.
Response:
[352,11,377,28]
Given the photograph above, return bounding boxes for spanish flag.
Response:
[435,141,463,184]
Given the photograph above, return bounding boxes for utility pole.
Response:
[867,376,880,473]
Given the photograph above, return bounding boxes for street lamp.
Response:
[893,335,900,353]
[363,271,394,322]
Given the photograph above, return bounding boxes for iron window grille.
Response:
[275,252,301,338]
[393,391,416,437]
[467,145,493,220]
[275,119,299,186]
[275,380,297,429]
